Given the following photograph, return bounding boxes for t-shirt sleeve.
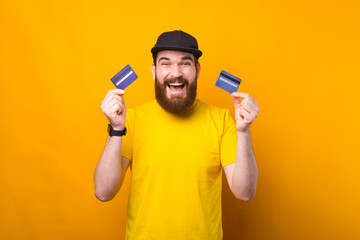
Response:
[220,109,237,167]
[121,109,133,161]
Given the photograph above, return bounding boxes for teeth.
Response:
[168,83,184,86]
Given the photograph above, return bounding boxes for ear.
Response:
[151,63,156,80]
[196,62,201,79]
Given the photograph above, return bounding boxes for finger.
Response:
[231,92,253,108]
[240,97,258,109]
[109,103,121,116]
[109,88,125,96]
[107,98,123,111]
[231,92,250,100]
[241,102,259,114]
[108,98,123,112]
[245,97,259,108]
[231,93,243,106]
[239,108,253,121]
[103,92,124,108]
[238,108,246,120]
[102,89,125,105]
[106,95,123,105]
[241,105,259,121]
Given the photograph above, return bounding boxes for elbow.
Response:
[234,190,256,202]
[94,177,119,202]
[95,193,111,202]
[231,179,258,202]
[94,187,114,202]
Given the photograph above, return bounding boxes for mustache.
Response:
[163,77,189,86]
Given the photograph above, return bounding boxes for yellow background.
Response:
[1,0,359,239]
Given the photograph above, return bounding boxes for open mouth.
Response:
[167,82,186,93]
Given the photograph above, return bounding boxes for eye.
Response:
[161,62,169,66]
[182,62,191,66]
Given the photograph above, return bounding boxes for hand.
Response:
[231,92,259,133]
[101,89,126,130]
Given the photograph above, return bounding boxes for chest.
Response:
[131,114,222,176]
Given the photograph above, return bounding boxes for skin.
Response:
[223,92,259,201]
[94,89,128,201]
[152,50,200,100]
[94,50,259,202]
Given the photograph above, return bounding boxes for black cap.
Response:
[151,30,202,59]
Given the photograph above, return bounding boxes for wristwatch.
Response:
[107,124,127,137]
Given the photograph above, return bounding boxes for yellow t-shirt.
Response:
[121,99,237,240]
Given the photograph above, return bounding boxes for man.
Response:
[94,30,259,240]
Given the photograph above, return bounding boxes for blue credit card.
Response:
[111,64,138,89]
[215,70,241,93]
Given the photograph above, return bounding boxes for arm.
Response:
[224,92,259,201]
[224,130,258,201]
[94,138,131,202]
[94,89,129,202]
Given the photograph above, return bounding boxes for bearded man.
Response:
[94,30,259,240]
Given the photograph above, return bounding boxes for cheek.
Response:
[185,69,197,80]
[156,69,168,81]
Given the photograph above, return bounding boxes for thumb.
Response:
[231,92,243,105]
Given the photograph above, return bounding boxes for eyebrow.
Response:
[158,57,170,62]
[181,56,194,62]
[158,56,194,63]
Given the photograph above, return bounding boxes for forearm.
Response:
[94,136,123,201]
[231,130,258,201]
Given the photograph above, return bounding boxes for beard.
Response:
[155,73,197,114]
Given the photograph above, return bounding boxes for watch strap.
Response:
[107,124,127,136]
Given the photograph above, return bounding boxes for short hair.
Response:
[152,52,199,67]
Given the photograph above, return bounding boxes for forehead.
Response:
[157,50,195,61]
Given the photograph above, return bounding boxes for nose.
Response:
[169,65,182,78]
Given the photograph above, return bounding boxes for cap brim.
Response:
[151,45,202,59]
